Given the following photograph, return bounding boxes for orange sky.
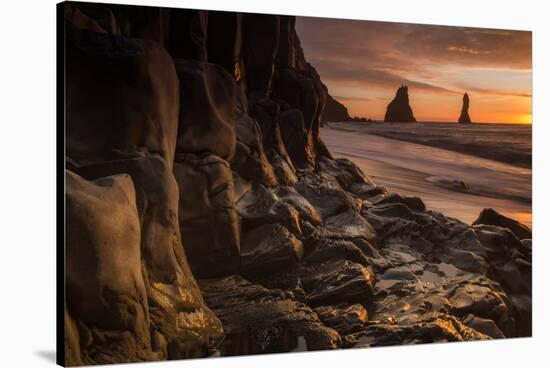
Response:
[296,18,532,124]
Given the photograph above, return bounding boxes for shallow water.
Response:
[329,121,532,168]
[321,126,532,227]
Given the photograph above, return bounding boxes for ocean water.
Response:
[328,122,532,168]
[321,122,532,227]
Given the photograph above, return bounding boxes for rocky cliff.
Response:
[384,85,416,122]
[321,94,353,124]
[63,3,531,366]
[459,92,472,124]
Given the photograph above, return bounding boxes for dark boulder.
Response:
[200,276,341,355]
[302,259,375,307]
[473,208,531,240]
[68,156,226,364]
[66,171,153,365]
[314,303,368,336]
[240,223,305,276]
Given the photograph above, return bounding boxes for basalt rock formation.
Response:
[459,92,472,124]
[322,94,352,124]
[63,2,531,366]
[384,85,416,123]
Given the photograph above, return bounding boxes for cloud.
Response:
[295,16,532,122]
[460,86,532,98]
[333,95,372,102]
[296,17,531,71]
[447,46,491,55]
[313,58,460,95]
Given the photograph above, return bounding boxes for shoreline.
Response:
[326,121,532,169]
[321,126,532,227]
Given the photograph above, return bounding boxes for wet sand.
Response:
[321,126,532,227]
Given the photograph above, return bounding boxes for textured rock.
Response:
[240,223,305,276]
[355,315,489,347]
[384,85,416,123]
[458,92,472,124]
[248,96,298,185]
[236,183,302,234]
[65,171,153,364]
[241,14,280,94]
[67,156,225,364]
[302,260,375,307]
[66,24,179,168]
[473,208,532,240]
[314,304,368,336]
[231,84,278,187]
[173,152,240,277]
[200,276,342,355]
[278,108,315,169]
[174,60,237,160]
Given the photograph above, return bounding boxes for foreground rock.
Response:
[200,275,341,355]
[66,171,153,365]
[473,207,532,240]
[384,85,416,122]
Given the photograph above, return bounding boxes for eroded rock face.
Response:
[174,60,237,160]
[384,85,416,123]
[241,13,280,94]
[200,275,341,355]
[65,24,179,168]
[459,92,472,124]
[66,171,153,365]
[66,156,225,366]
[473,208,531,240]
[72,155,225,356]
[231,89,278,187]
[173,152,240,278]
[169,9,208,61]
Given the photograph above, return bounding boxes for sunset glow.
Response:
[296,18,532,124]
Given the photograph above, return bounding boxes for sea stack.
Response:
[458,92,472,124]
[384,85,416,122]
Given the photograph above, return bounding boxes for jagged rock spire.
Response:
[384,85,416,122]
[459,92,472,124]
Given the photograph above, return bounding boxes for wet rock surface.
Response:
[200,276,341,355]
[473,207,532,240]
[63,3,532,366]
